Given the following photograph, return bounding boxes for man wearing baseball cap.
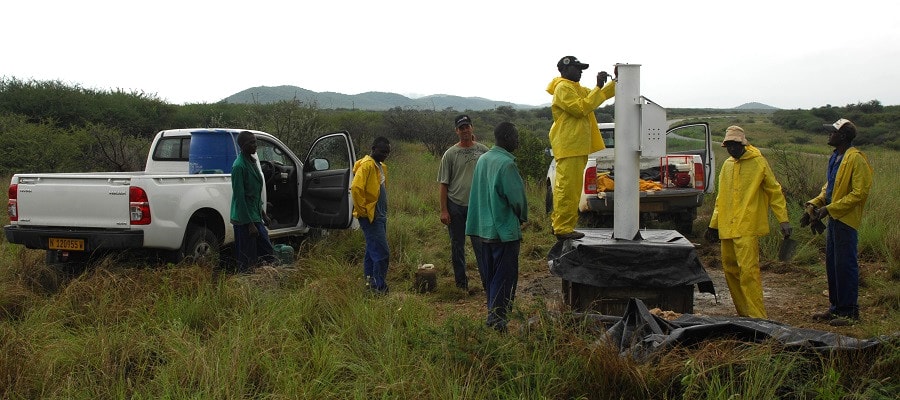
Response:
[438,115,489,293]
[805,118,873,326]
[706,126,791,319]
[546,56,616,241]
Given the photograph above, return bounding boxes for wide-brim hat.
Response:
[721,125,749,146]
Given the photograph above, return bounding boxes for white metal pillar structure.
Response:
[612,64,641,240]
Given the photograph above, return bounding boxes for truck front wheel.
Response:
[578,212,612,229]
[545,181,553,214]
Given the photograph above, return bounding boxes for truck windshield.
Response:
[257,140,293,166]
[601,129,614,148]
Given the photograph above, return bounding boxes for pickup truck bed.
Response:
[589,187,705,213]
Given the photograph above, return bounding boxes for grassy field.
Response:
[0,115,898,398]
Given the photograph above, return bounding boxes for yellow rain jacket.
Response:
[806,147,872,230]
[546,77,616,159]
[709,145,789,238]
[351,155,387,222]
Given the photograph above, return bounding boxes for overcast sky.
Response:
[4,0,899,109]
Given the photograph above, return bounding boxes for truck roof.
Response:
[156,128,273,139]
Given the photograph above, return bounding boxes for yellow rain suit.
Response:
[546,77,615,235]
[806,147,872,229]
[709,145,789,319]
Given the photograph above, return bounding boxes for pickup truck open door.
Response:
[665,122,715,193]
[300,131,357,229]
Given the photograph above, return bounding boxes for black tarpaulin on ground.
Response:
[576,298,893,360]
[548,229,715,295]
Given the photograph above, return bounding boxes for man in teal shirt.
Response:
[466,122,528,331]
[231,131,274,272]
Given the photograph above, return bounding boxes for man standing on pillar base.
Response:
[546,56,615,241]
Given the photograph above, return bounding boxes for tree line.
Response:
[0,78,563,181]
[769,100,899,149]
[3,77,894,180]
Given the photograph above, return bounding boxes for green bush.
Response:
[513,126,550,182]
[0,77,176,136]
[0,114,87,174]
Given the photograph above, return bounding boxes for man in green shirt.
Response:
[439,114,489,292]
[230,131,275,272]
[465,122,528,332]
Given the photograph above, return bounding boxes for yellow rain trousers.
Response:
[551,155,587,235]
[721,236,766,318]
[546,76,615,235]
[709,145,789,319]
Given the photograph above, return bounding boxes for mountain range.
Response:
[223,85,777,111]
[224,85,531,111]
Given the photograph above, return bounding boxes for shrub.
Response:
[513,127,550,182]
[0,114,87,173]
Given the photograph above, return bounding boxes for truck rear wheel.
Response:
[673,209,697,236]
[178,225,219,264]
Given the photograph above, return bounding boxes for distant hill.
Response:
[224,86,782,112]
[224,85,536,111]
[733,102,779,110]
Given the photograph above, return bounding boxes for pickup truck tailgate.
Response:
[593,188,705,212]
[14,174,133,228]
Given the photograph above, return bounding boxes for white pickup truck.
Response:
[4,128,356,267]
[546,122,715,234]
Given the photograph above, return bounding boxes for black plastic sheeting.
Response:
[575,298,894,360]
[548,229,715,295]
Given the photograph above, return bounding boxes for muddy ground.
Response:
[437,238,895,338]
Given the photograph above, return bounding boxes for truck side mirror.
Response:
[312,158,330,171]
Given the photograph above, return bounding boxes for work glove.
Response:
[598,71,609,86]
[800,203,816,227]
[800,213,811,228]
[800,203,825,234]
[705,227,719,244]
[810,218,826,235]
